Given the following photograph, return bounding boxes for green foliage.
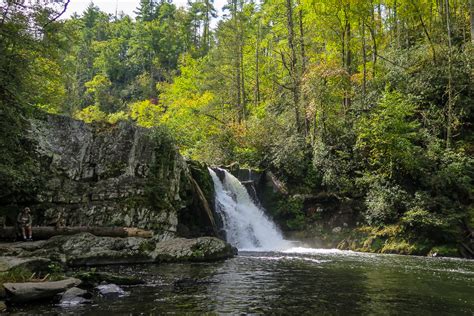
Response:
[0,267,34,285]
[363,176,408,226]
[401,208,447,231]
[272,196,306,230]
[270,134,308,181]
[74,105,107,123]
[428,245,459,257]
[356,89,421,178]
[1,0,473,256]
[85,74,112,109]
[312,138,353,193]
[129,100,162,128]
[107,111,129,124]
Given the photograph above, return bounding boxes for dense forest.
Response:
[1,0,473,255]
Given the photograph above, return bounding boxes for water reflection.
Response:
[10,251,474,315]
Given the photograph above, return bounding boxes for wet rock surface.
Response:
[96,284,126,298]
[59,287,91,306]
[0,233,235,267]
[3,278,81,303]
[153,237,237,262]
[74,271,144,286]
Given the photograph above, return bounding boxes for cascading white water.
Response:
[209,168,290,251]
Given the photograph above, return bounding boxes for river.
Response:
[11,169,474,314]
[12,248,474,314]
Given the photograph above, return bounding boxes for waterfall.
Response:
[209,168,290,251]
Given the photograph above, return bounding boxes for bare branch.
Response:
[42,0,71,29]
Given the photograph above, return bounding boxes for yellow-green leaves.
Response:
[74,105,107,123]
[129,100,162,128]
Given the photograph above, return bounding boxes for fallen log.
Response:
[0,226,153,240]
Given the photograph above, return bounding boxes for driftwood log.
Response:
[0,226,153,240]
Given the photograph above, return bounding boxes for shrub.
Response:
[129,100,162,128]
[363,176,408,225]
[107,111,129,124]
[73,105,107,123]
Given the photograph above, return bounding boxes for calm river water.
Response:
[11,248,474,315]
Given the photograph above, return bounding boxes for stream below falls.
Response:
[11,248,474,315]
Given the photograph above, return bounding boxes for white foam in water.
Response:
[282,247,348,254]
[209,168,291,251]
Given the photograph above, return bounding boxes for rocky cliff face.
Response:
[12,114,217,238]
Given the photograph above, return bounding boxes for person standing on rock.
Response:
[17,207,33,241]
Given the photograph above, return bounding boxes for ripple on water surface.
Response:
[10,249,474,315]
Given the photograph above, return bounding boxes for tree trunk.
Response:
[362,19,367,101]
[285,0,301,133]
[471,0,474,43]
[446,0,453,148]
[298,3,309,136]
[255,20,261,105]
[0,226,154,240]
[343,6,352,111]
[240,38,246,120]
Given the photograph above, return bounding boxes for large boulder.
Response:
[3,277,81,303]
[31,233,155,266]
[5,233,235,266]
[153,237,237,262]
[0,256,51,273]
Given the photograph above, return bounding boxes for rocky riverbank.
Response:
[0,232,236,267]
[0,232,236,311]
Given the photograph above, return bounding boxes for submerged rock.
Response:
[173,277,220,290]
[75,271,144,286]
[59,287,91,307]
[96,284,126,298]
[3,277,81,303]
